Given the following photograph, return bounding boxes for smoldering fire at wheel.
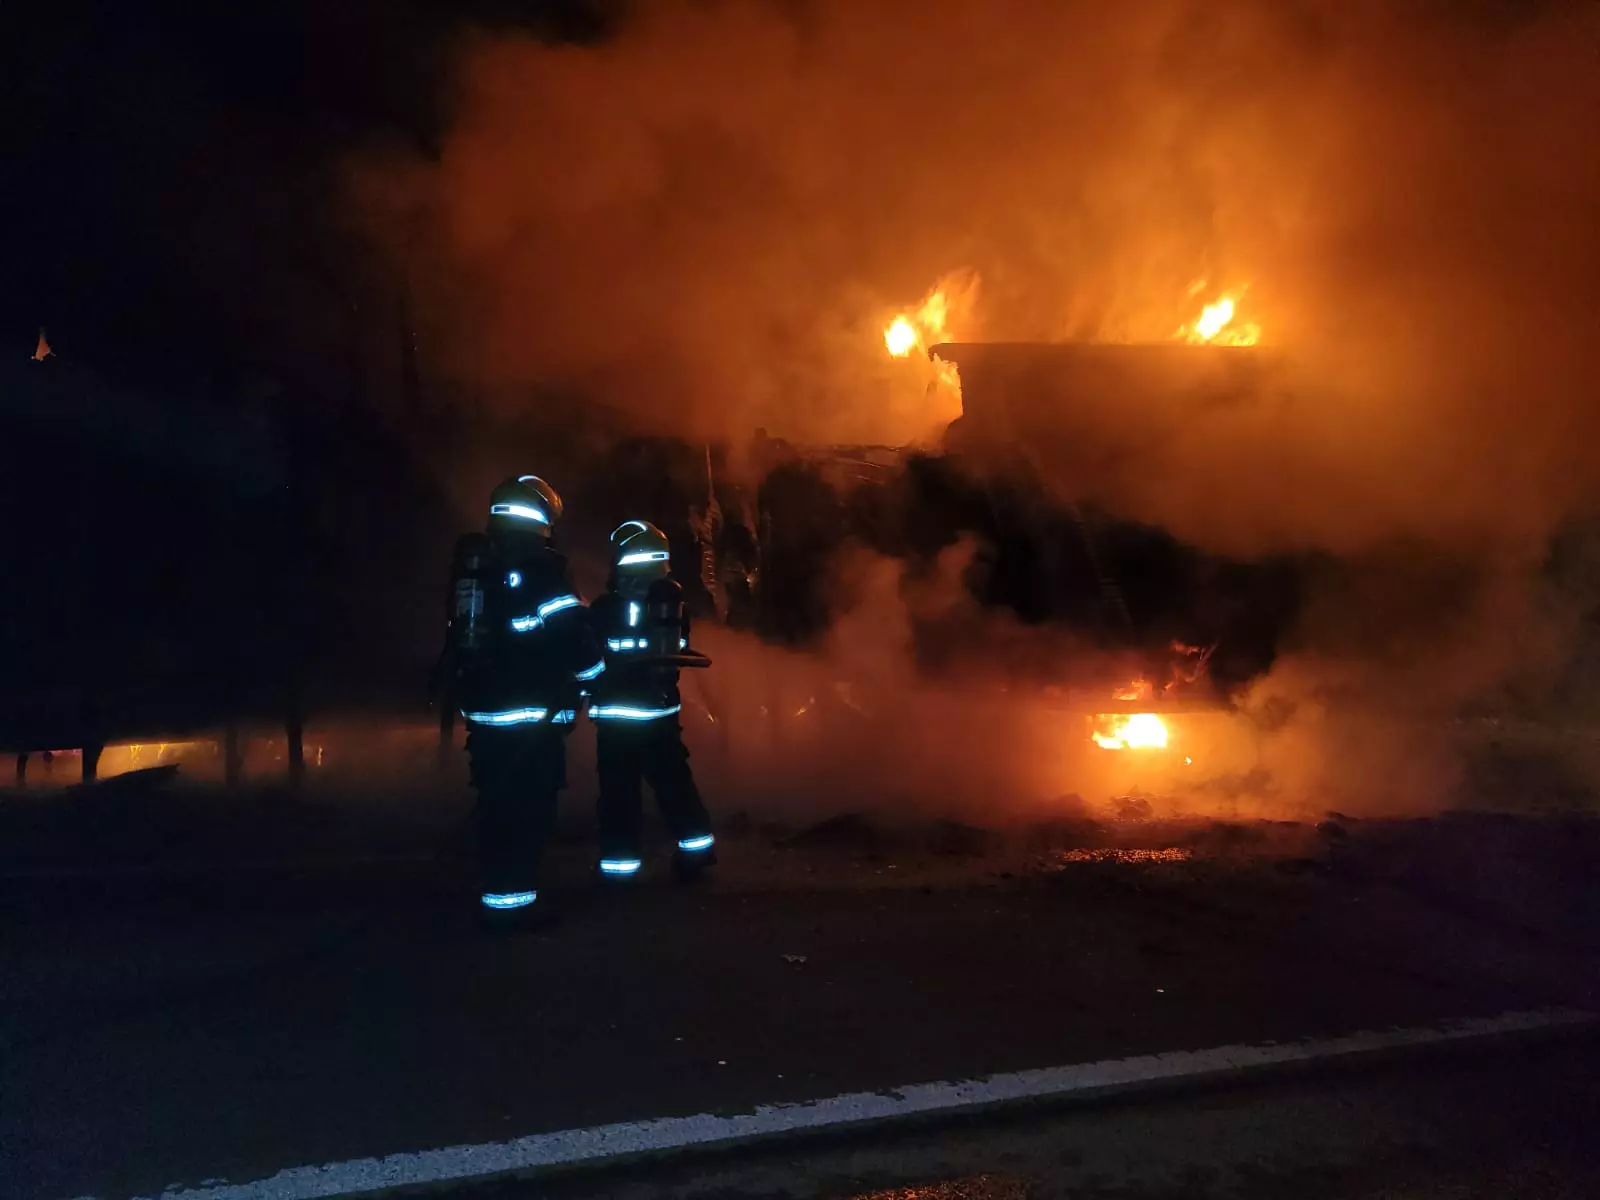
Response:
[1074,704,1267,817]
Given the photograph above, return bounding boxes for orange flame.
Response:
[1112,679,1154,702]
[883,274,974,358]
[884,317,918,357]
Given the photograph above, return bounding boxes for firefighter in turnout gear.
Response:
[587,520,715,881]
[443,475,604,927]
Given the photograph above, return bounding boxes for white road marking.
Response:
[127,1008,1594,1200]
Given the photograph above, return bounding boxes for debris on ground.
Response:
[1112,796,1155,822]
[924,819,1001,859]
[779,812,887,853]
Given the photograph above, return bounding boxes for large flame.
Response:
[883,274,973,358]
[1091,712,1170,750]
[884,317,918,357]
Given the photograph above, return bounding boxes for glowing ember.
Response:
[884,317,918,357]
[1058,847,1193,864]
[1091,712,1169,750]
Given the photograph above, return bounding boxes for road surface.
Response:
[5,771,1600,1198]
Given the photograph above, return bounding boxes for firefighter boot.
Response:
[597,855,645,885]
[478,893,560,935]
[671,834,717,882]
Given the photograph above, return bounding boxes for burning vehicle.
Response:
[667,337,1301,781]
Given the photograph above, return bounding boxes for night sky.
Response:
[4,1,608,384]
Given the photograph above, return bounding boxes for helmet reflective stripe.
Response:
[678,834,714,853]
[490,503,549,524]
[611,519,669,568]
[537,594,581,619]
[589,703,682,721]
[482,891,537,909]
[599,859,642,875]
[574,660,606,681]
[492,475,563,528]
[462,707,549,725]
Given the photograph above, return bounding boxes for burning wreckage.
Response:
[672,341,1299,766]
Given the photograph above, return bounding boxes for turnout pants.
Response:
[595,718,711,860]
[466,724,567,899]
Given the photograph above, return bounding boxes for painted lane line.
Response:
[126,1008,1595,1200]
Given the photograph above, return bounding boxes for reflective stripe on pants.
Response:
[595,718,710,861]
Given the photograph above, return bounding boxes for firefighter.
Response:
[587,520,715,881]
[442,474,604,928]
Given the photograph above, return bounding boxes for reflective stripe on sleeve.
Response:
[588,704,682,722]
[462,707,550,726]
[537,594,582,619]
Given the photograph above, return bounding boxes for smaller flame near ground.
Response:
[1094,683,1168,749]
[1092,712,1170,751]
[1180,290,1260,347]
[1195,297,1236,340]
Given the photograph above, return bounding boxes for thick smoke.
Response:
[353,0,1600,818]
[358,0,1600,554]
